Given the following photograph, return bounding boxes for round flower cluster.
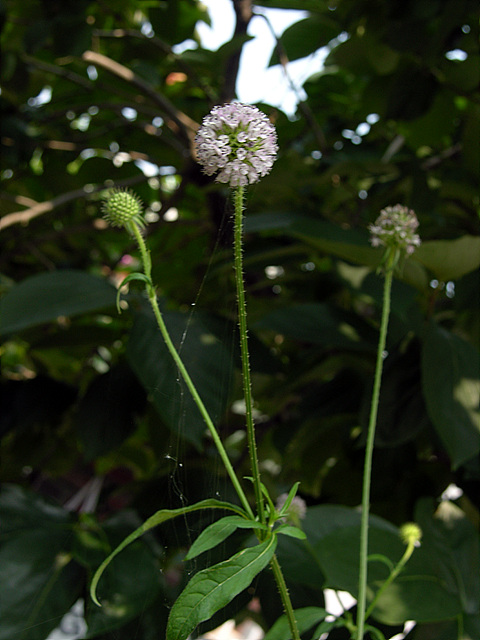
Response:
[195,102,278,188]
[102,188,145,230]
[369,204,421,255]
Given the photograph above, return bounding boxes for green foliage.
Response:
[90,499,245,606]
[126,307,235,448]
[167,536,277,640]
[0,270,117,336]
[264,607,329,640]
[1,0,479,637]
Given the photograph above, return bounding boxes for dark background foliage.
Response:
[0,0,479,638]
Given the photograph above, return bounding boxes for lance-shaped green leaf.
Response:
[264,606,328,640]
[90,499,245,606]
[167,535,277,640]
[115,272,152,312]
[275,524,307,540]
[185,515,268,560]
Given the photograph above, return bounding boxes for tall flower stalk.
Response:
[356,205,421,639]
[233,185,265,524]
[195,102,300,640]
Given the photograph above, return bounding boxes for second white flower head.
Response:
[195,103,278,188]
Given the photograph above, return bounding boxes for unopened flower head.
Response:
[195,103,278,188]
[102,188,145,230]
[400,522,422,547]
[369,205,421,255]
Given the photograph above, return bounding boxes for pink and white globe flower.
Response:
[369,204,421,255]
[195,103,278,188]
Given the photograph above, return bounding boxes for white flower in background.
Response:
[369,204,421,255]
[276,493,307,522]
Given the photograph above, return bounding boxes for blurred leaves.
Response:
[0,270,117,337]
[422,323,480,468]
[126,307,235,448]
[0,0,479,637]
[0,485,81,640]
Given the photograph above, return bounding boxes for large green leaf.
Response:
[275,505,395,592]
[245,212,429,290]
[90,499,245,606]
[149,0,209,45]
[415,498,480,616]
[414,236,480,281]
[126,308,234,448]
[313,524,462,625]
[269,14,339,66]
[264,607,328,640]
[422,323,480,468]
[74,363,145,461]
[166,536,277,640]
[254,302,377,350]
[84,513,164,638]
[0,270,117,336]
[294,505,462,625]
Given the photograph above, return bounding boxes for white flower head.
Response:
[195,103,278,188]
[369,204,421,255]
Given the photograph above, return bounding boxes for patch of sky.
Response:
[27,86,52,108]
[445,49,468,61]
[121,107,137,121]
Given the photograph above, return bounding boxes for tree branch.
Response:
[82,50,198,152]
[22,54,94,90]
[93,28,217,102]
[0,174,147,231]
[221,0,253,103]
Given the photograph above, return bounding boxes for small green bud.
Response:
[102,188,145,230]
[399,522,422,546]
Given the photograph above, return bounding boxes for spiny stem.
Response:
[356,262,394,640]
[270,554,301,640]
[130,223,254,520]
[233,185,265,525]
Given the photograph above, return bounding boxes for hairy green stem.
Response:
[270,554,301,640]
[130,223,254,520]
[232,187,299,638]
[233,185,265,525]
[356,262,394,640]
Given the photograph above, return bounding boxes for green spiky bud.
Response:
[102,188,145,230]
[399,522,422,546]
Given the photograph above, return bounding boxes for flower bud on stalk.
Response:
[102,188,145,231]
[400,522,423,547]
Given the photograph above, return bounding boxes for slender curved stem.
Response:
[356,263,394,640]
[364,538,416,621]
[270,554,301,640]
[130,223,254,520]
[233,185,265,525]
